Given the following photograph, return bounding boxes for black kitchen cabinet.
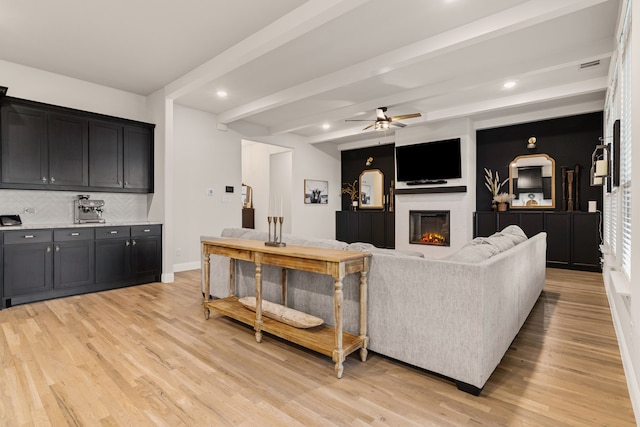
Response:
[124,125,153,191]
[95,226,132,284]
[48,113,89,187]
[53,228,95,289]
[131,225,162,283]
[473,211,600,271]
[0,103,48,186]
[1,225,162,309]
[336,211,395,248]
[3,230,54,298]
[1,96,154,193]
[89,120,123,189]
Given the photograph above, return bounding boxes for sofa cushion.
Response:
[500,225,528,244]
[346,242,424,258]
[448,241,501,263]
[485,233,516,252]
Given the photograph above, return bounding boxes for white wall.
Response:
[172,105,242,272]
[393,118,476,258]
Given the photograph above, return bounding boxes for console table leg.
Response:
[254,261,263,343]
[359,265,369,362]
[202,252,211,319]
[333,275,345,378]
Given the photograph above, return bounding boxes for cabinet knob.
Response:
[118,180,122,186]
[126,240,130,246]
[110,230,118,234]
[132,239,137,246]
[56,245,60,252]
[50,176,55,183]
[124,181,129,188]
[71,232,80,236]
[47,246,51,253]
[41,177,47,183]
[24,235,34,239]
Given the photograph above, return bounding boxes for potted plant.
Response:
[341,180,359,210]
[484,168,509,210]
[493,192,514,211]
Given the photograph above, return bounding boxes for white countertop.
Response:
[0,221,162,231]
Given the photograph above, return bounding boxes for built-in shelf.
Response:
[395,186,467,195]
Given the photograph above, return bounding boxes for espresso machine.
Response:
[74,195,106,223]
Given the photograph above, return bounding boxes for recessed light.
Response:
[503,81,516,89]
[322,123,330,130]
[216,90,228,98]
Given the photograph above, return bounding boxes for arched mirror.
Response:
[509,154,556,209]
[359,169,384,209]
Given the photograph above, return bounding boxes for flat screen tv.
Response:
[395,138,461,183]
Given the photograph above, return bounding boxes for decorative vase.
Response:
[351,200,358,211]
[497,202,507,212]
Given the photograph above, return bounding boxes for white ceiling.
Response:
[0,0,621,146]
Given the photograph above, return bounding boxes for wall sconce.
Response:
[590,143,610,186]
[527,136,537,150]
[365,156,373,166]
[0,86,8,97]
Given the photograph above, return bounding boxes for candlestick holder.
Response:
[265,216,286,247]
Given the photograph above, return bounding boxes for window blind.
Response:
[620,23,632,278]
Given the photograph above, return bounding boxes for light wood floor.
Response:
[0,268,635,426]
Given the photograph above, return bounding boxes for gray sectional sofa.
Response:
[200,225,546,395]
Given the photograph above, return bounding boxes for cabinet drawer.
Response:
[4,229,52,245]
[131,224,161,237]
[95,226,130,240]
[54,228,95,241]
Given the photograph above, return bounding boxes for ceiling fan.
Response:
[346,107,421,131]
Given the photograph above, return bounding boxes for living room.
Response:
[0,0,638,424]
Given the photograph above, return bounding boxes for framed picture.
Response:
[304,179,328,204]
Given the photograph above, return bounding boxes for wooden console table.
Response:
[201,238,371,378]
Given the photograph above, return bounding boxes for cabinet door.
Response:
[497,212,519,230]
[385,213,395,249]
[518,212,545,238]
[132,236,161,281]
[95,239,131,283]
[572,213,601,271]
[474,212,497,237]
[544,212,571,268]
[1,104,48,185]
[54,240,95,289]
[123,125,152,191]
[3,243,53,297]
[358,212,373,244]
[48,113,89,187]
[89,121,123,188]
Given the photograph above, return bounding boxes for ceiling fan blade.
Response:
[389,113,421,122]
[363,123,375,130]
[376,108,388,121]
[390,122,407,128]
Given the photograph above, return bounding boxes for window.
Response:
[620,20,632,278]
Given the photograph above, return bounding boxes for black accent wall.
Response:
[476,112,603,212]
[340,144,395,211]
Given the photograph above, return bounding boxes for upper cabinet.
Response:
[0,97,154,193]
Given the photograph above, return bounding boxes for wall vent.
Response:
[580,60,601,69]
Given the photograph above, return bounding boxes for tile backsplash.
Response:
[0,190,149,225]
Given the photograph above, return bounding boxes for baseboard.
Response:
[603,275,640,424]
[161,272,174,283]
[173,261,200,272]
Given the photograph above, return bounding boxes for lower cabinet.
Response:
[2,224,162,309]
[3,230,54,297]
[473,211,600,272]
[335,211,395,248]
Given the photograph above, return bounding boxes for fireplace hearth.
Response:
[409,210,450,246]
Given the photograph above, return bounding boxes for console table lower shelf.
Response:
[206,296,364,359]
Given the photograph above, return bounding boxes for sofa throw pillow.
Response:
[448,242,501,263]
[238,296,324,328]
[500,225,528,244]
[485,233,516,252]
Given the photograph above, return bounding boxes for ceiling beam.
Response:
[164,0,369,100]
[217,0,609,124]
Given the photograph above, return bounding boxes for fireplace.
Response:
[409,210,450,246]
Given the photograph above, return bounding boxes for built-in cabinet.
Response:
[0,97,154,193]
[474,211,601,271]
[335,211,395,248]
[1,224,162,309]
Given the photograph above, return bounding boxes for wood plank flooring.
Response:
[0,268,635,426]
